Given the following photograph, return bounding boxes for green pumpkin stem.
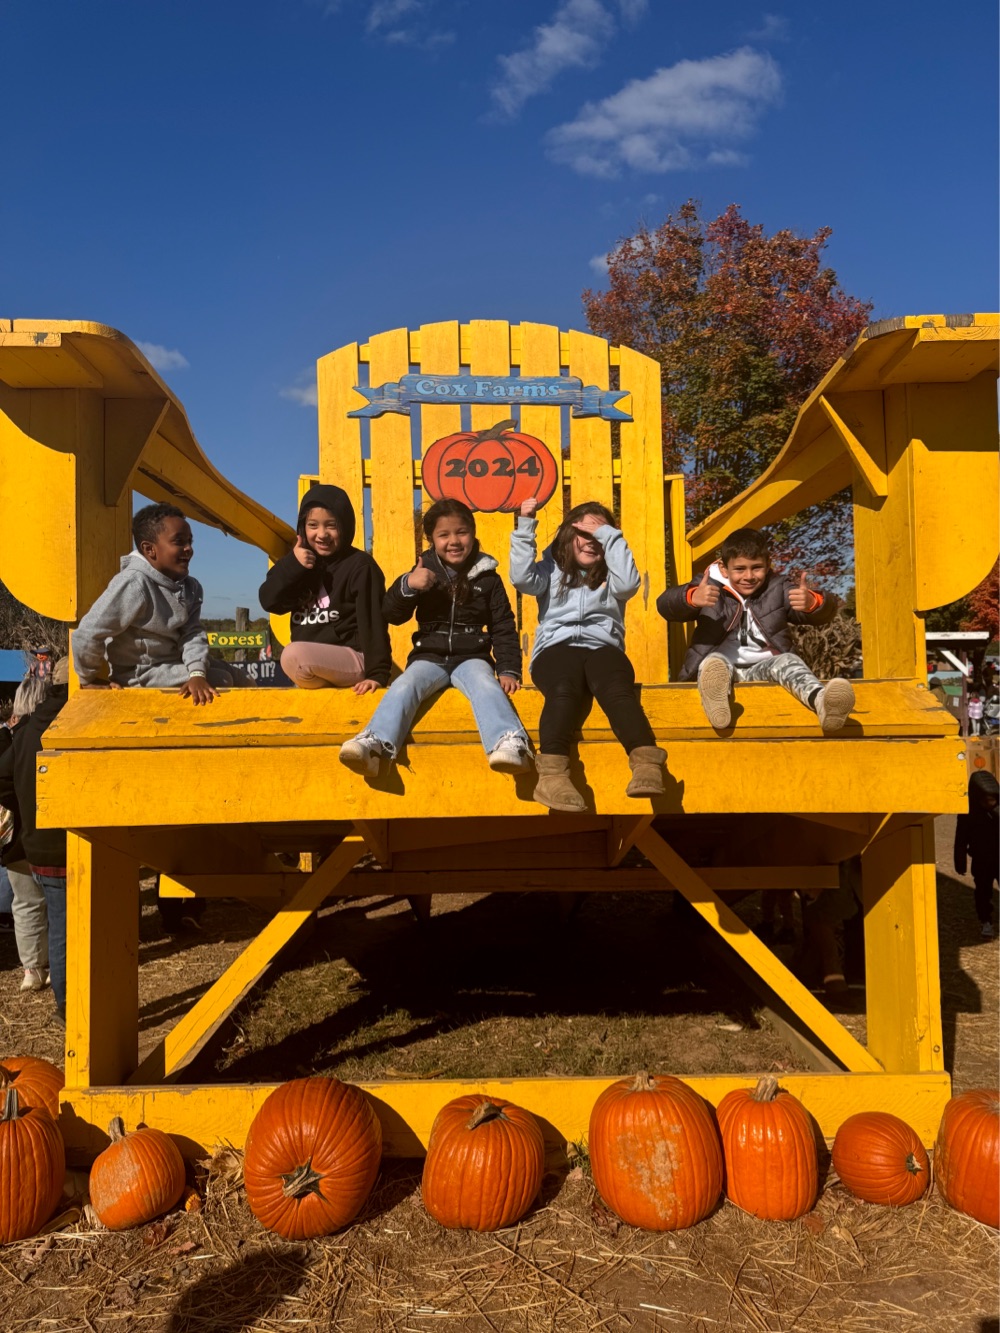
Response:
[107,1117,127,1142]
[0,1085,21,1122]
[751,1076,780,1102]
[281,1160,325,1199]
[475,418,516,444]
[468,1099,507,1130]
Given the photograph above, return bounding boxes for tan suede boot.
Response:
[533,754,586,811]
[626,746,667,798]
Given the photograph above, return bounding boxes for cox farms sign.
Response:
[349,374,631,422]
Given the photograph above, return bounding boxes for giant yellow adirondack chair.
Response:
[0,313,996,1160]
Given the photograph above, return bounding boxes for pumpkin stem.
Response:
[281,1161,325,1200]
[904,1152,926,1176]
[630,1072,657,1093]
[475,418,516,443]
[468,1099,507,1130]
[750,1076,780,1103]
[107,1117,127,1142]
[0,1086,21,1122]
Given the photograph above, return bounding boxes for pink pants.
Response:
[281,641,365,689]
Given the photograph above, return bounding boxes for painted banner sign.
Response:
[349,374,631,422]
[207,631,268,649]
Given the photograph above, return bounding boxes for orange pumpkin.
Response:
[832,1112,929,1206]
[589,1072,723,1230]
[0,1056,64,1120]
[934,1088,999,1227]
[715,1076,819,1221]
[89,1118,185,1229]
[243,1076,382,1239]
[422,419,557,513]
[422,1095,544,1231]
[0,1087,65,1242]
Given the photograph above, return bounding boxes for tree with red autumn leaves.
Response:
[584,201,872,574]
[962,559,999,640]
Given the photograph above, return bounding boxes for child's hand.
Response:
[788,571,814,611]
[407,555,437,591]
[499,673,520,695]
[293,533,316,568]
[180,677,219,705]
[690,569,720,607]
[519,498,538,518]
[352,678,380,695]
[572,512,604,537]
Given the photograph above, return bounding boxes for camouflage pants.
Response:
[697,651,822,709]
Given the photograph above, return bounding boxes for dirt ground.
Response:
[0,816,996,1332]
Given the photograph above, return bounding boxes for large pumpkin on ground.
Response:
[243,1076,382,1239]
[89,1118,185,1229]
[716,1076,819,1220]
[0,1087,65,1242]
[422,419,557,513]
[422,1095,545,1231]
[589,1072,723,1231]
[832,1111,929,1206]
[934,1088,999,1227]
[0,1056,64,1120]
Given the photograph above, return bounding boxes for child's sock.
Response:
[807,686,822,710]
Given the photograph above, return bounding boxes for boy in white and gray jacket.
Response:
[73,503,231,705]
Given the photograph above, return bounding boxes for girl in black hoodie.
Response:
[259,484,391,692]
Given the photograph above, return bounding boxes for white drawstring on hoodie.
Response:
[708,561,775,668]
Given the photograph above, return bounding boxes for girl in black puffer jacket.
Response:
[339,500,531,777]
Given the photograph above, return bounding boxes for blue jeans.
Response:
[357,658,530,758]
[33,874,66,1017]
[0,865,12,916]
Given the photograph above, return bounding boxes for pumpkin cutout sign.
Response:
[422,419,557,513]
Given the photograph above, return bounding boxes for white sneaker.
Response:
[488,736,533,773]
[20,968,47,993]
[698,657,732,729]
[816,678,855,732]
[981,921,994,940]
[339,737,383,777]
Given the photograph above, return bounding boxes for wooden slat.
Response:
[566,330,612,509]
[368,328,417,667]
[40,679,958,749]
[467,320,514,598]
[517,322,563,661]
[317,342,364,520]
[618,344,667,683]
[0,335,103,389]
[38,736,969,827]
[417,320,462,522]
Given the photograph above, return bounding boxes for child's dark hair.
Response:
[133,502,185,549]
[720,527,770,566]
[423,498,477,604]
[552,502,614,592]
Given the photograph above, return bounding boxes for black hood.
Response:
[969,770,1000,808]
[297,484,357,551]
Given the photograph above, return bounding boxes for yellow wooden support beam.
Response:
[129,836,365,1084]
[59,1072,952,1162]
[607,815,654,868]
[104,397,169,506]
[818,393,887,498]
[634,828,882,1072]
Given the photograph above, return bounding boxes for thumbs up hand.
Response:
[690,568,721,607]
[293,532,316,568]
[407,554,438,592]
[788,570,813,611]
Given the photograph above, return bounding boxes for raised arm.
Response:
[594,525,641,601]
[509,514,549,597]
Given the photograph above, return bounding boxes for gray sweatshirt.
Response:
[72,552,211,687]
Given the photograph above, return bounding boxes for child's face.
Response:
[570,512,604,568]
[142,516,194,581]
[430,514,475,567]
[719,554,769,598]
[303,507,341,557]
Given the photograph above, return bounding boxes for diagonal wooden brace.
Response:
[635,827,882,1073]
[129,835,364,1084]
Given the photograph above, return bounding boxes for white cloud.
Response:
[137,342,189,372]
[589,252,611,275]
[366,0,420,32]
[364,0,453,48]
[744,13,789,42]
[546,47,781,177]
[617,0,648,24]
[492,0,618,117]
[280,378,318,408]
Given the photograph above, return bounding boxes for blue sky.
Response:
[4,1,996,616]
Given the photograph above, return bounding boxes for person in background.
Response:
[954,770,999,939]
[967,692,984,736]
[0,658,69,1019]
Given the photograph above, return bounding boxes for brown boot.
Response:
[533,754,586,812]
[626,747,667,798]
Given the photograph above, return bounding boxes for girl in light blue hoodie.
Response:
[510,499,666,810]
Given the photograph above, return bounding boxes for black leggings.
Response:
[531,643,656,756]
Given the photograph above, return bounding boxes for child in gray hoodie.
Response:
[72,503,228,705]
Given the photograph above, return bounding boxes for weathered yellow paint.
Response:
[635,828,881,1072]
[58,1072,954,1161]
[369,328,417,666]
[517,321,563,660]
[567,329,613,509]
[467,320,514,608]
